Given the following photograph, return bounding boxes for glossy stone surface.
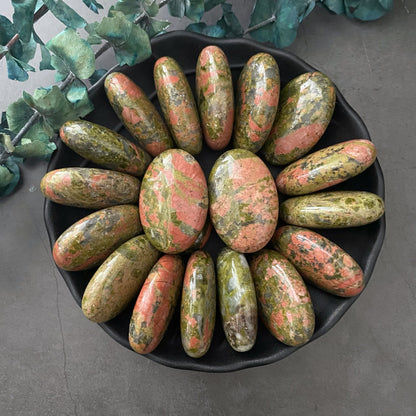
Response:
[196,45,234,150]
[129,255,184,355]
[263,72,336,165]
[233,53,280,153]
[154,56,202,155]
[276,139,377,195]
[59,120,152,177]
[272,226,364,297]
[53,205,142,271]
[250,249,315,347]
[105,72,173,157]
[82,235,160,323]
[40,167,140,209]
[180,251,216,358]
[139,149,208,253]
[185,218,212,253]
[216,248,257,352]
[209,149,279,253]
[280,191,385,228]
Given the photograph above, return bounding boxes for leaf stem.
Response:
[244,16,276,34]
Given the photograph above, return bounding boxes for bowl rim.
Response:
[44,30,386,373]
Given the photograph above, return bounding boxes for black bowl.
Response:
[44,31,385,372]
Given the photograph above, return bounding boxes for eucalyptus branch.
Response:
[244,16,276,35]
[0,4,49,62]
[0,0,174,167]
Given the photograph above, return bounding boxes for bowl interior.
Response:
[44,31,385,372]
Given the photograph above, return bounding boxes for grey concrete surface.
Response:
[1,1,415,415]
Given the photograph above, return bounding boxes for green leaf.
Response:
[140,16,170,37]
[217,3,243,37]
[0,15,16,45]
[13,138,56,158]
[204,0,225,11]
[344,0,392,20]
[249,0,315,48]
[319,0,345,14]
[6,98,34,132]
[12,33,36,63]
[109,0,139,21]
[0,158,20,197]
[82,0,104,13]
[50,55,69,81]
[168,0,185,17]
[0,165,14,188]
[46,28,95,79]
[23,86,78,130]
[144,0,159,17]
[96,13,151,66]
[12,0,37,42]
[0,134,15,153]
[89,68,107,84]
[39,44,53,70]
[5,54,35,81]
[85,22,102,44]
[186,22,225,37]
[42,0,86,28]
[64,80,94,118]
[185,0,205,22]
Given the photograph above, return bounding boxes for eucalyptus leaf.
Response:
[0,134,15,153]
[6,98,34,132]
[0,158,20,197]
[140,16,170,37]
[185,0,205,22]
[6,54,32,81]
[144,0,159,17]
[204,0,225,11]
[0,15,16,46]
[89,68,107,84]
[50,55,69,81]
[344,0,392,20]
[168,0,186,17]
[82,0,104,13]
[319,0,345,14]
[13,138,56,159]
[23,86,78,130]
[13,33,37,63]
[39,44,54,70]
[42,0,86,28]
[249,0,315,48]
[109,0,140,21]
[85,22,102,44]
[218,3,243,37]
[0,165,14,188]
[186,22,226,37]
[12,0,37,43]
[64,80,94,118]
[46,28,95,79]
[96,13,151,66]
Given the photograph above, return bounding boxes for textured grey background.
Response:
[0,1,415,415]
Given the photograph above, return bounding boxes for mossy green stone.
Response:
[263,72,336,166]
[216,248,257,352]
[82,235,160,323]
[280,191,385,228]
[41,167,140,209]
[180,251,216,358]
[60,120,152,177]
[250,249,315,347]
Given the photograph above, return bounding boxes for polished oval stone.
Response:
[263,71,336,166]
[272,226,364,297]
[233,53,280,153]
[139,149,208,253]
[276,139,377,195]
[105,72,173,157]
[250,249,315,347]
[196,45,234,150]
[280,191,385,228]
[209,149,279,253]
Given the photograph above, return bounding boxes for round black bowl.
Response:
[44,31,385,372]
